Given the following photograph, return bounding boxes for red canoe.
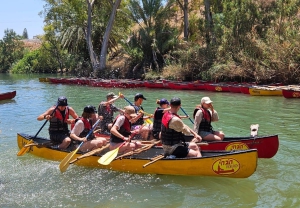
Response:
[0,91,16,101]
[194,134,279,158]
[282,88,300,98]
[95,132,278,158]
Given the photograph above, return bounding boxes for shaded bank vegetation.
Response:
[0,0,300,84]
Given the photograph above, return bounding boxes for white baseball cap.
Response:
[201,97,213,104]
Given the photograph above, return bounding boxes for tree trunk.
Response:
[99,0,122,72]
[204,0,216,45]
[86,0,99,76]
[176,0,189,41]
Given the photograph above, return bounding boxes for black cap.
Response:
[57,96,68,106]
[84,105,96,114]
[170,97,181,106]
[134,93,147,101]
[159,98,169,105]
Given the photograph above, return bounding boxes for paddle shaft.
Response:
[180,107,194,124]
[143,154,164,168]
[35,105,59,138]
[76,119,102,148]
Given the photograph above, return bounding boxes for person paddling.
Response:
[193,97,224,141]
[161,97,202,158]
[37,96,78,149]
[97,92,124,134]
[70,105,107,152]
[131,93,153,140]
[109,106,142,154]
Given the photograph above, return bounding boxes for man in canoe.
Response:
[109,106,142,153]
[131,93,153,140]
[193,97,225,141]
[97,92,124,134]
[161,97,202,158]
[37,96,79,149]
[70,105,107,152]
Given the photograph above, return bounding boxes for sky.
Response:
[0,0,45,39]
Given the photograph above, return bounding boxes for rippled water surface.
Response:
[1,74,299,208]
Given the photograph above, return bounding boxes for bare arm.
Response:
[37,106,55,121]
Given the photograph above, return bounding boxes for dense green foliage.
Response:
[1,0,300,84]
[0,30,24,73]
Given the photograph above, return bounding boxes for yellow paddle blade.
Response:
[145,118,153,124]
[59,146,80,173]
[98,148,120,165]
[17,140,34,156]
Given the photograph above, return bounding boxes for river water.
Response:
[0,74,299,208]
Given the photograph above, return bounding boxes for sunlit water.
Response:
[1,74,299,208]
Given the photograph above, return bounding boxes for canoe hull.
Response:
[282,89,300,98]
[17,133,257,178]
[249,88,282,96]
[0,91,16,101]
[199,135,279,158]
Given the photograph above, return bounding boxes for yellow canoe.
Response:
[249,87,283,96]
[38,77,49,82]
[17,133,258,178]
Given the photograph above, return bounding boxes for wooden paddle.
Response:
[69,143,110,164]
[143,154,164,168]
[17,105,58,156]
[98,142,127,165]
[59,119,101,173]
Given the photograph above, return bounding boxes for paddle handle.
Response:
[33,105,59,139]
[180,107,194,124]
[86,119,101,138]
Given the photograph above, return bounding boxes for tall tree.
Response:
[0,29,24,72]
[22,28,29,39]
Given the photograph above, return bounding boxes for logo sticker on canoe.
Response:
[225,142,249,151]
[292,92,300,98]
[215,86,222,91]
[212,158,240,175]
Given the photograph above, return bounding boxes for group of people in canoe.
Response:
[37,92,225,159]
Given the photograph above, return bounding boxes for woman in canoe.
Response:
[193,97,225,141]
[152,98,170,140]
[109,106,142,153]
[161,97,202,158]
[37,96,79,150]
[70,105,107,152]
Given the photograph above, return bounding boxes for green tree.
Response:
[0,29,24,73]
[124,0,178,74]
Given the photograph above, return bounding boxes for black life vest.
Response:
[110,115,131,143]
[49,107,69,133]
[194,108,212,132]
[160,111,184,145]
[152,107,164,133]
[132,105,144,125]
